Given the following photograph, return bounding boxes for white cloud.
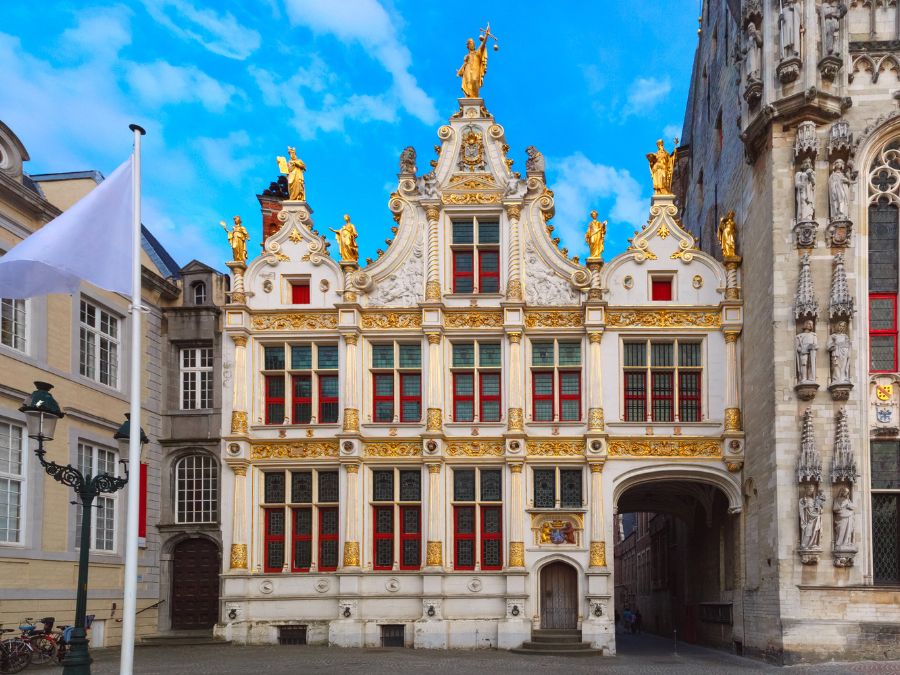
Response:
[621,76,672,119]
[141,0,261,60]
[126,60,240,112]
[282,0,437,124]
[195,131,257,185]
[663,123,682,141]
[548,152,649,257]
[61,7,133,60]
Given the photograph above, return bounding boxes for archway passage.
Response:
[614,479,739,653]
[540,561,578,629]
[171,538,220,630]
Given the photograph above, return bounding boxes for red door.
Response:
[171,538,220,630]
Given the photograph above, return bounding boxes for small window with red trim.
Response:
[451,217,501,294]
[870,295,898,372]
[452,468,502,571]
[530,339,581,422]
[263,342,339,425]
[371,342,421,423]
[651,276,673,301]
[623,340,703,422]
[371,468,421,571]
[291,281,310,304]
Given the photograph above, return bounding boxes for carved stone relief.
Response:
[523,243,579,305]
[367,235,425,306]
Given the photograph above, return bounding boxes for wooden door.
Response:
[171,538,220,630]
[540,561,578,629]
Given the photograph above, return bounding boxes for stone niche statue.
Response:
[832,485,856,566]
[796,319,818,383]
[799,484,825,549]
[525,146,545,173]
[828,159,852,222]
[399,146,417,175]
[822,2,848,57]
[779,0,802,60]
[795,159,816,222]
[744,20,763,82]
[827,322,851,385]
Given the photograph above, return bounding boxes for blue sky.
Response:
[0,1,700,271]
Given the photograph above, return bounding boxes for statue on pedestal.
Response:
[744,21,763,82]
[717,210,737,258]
[828,159,852,221]
[329,214,359,263]
[795,159,816,222]
[832,485,855,549]
[646,139,678,195]
[799,484,825,549]
[779,0,802,59]
[277,147,306,201]
[458,23,497,98]
[827,322,851,384]
[795,319,818,383]
[823,2,848,57]
[585,210,606,260]
[221,215,249,262]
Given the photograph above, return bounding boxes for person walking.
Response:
[634,608,643,634]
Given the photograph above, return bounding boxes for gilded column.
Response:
[505,204,523,300]
[426,463,443,567]
[342,333,360,432]
[426,332,443,432]
[425,205,441,301]
[229,463,249,569]
[507,331,524,431]
[508,463,525,567]
[230,335,249,434]
[343,463,361,567]
[723,331,742,431]
[587,332,605,431]
[588,463,607,568]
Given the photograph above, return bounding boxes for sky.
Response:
[0,1,701,271]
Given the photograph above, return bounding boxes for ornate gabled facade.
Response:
[215,90,742,653]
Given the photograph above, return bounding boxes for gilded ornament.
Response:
[589,541,607,567]
[507,332,522,344]
[446,440,505,457]
[426,541,443,566]
[524,311,583,328]
[527,440,583,457]
[588,407,605,431]
[726,461,743,473]
[444,311,503,329]
[606,309,720,328]
[426,407,443,431]
[507,407,524,431]
[329,214,359,263]
[251,312,339,331]
[230,291,247,304]
[425,281,442,301]
[457,24,497,97]
[288,226,303,244]
[425,206,441,222]
[607,439,721,458]
[427,464,441,474]
[506,278,523,300]
[230,543,248,570]
[646,138,678,195]
[724,331,740,344]
[365,441,421,457]
[588,332,602,344]
[505,204,521,220]
[585,210,607,260]
[509,463,523,474]
[508,541,525,567]
[345,463,360,474]
[343,408,360,432]
[724,408,743,432]
[441,192,502,205]
[277,146,306,201]
[221,216,250,262]
[657,222,671,239]
[589,463,603,473]
[426,333,442,345]
[250,442,339,459]
[231,410,248,435]
[343,333,359,346]
[361,312,422,329]
[717,210,737,258]
[343,541,360,567]
[231,335,248,347]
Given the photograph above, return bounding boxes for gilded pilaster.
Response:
[230,334,249,434]
[426,463,443,567]
[588,331,604,430]
[229,463,249,570]
[342,333,359,430]
[507,331,524,431]
[589,462,606,568]
[426,332,443,430]
[723,330,742,430]
[505,203,523,300]
[425,205,441,301]
[343,463,360,568]
[508,463,524,567]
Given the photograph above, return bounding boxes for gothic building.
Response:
[671,0,900,663]
[215,92,744,653]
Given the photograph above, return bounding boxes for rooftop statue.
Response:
[457,23,498,98]
[717,210,737,258]
[221,215,249,262]
[646,138,678,195]
[277,146,306,201]
[329,214,359,263]
[585,210,607,260]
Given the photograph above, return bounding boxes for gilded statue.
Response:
[220,215,249,262]
[585,210,607,259]
[717,210,737,258]
[646,139,678,195]
[457,23,498,98]
[329,214,359,263]
[277,147,306,201]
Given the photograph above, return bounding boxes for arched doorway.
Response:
[539,561,578,629]
[171,537,220,630]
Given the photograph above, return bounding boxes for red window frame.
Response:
[138,462,148,538]
[532,371,555,422]
[373,373,394,423]
[478,249,500,293]
[453,372,475,422]
[870,293,898,373]
[651,278,673,301]
[265,375,285,425]
[373,505,394,571]
[291,374,311,424]
[291,507,312,572]
[452,250,474,294]
[624,371,647,422]
[291,282,310,304]
[263,507,285,573]
[399,505,421,571]
[453,505,476,571]
[480,505,503,571]
[479,372,501,422]
[650,371,674,422]
[558,371,581,421]
[318,506,339,571]
[399,373,421,422]
[678,371,702,421]
[318,374,339,423]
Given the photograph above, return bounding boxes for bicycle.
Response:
[0,626,33,675]
[24,618,58,666]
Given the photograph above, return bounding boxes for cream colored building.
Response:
[216,96,743,653]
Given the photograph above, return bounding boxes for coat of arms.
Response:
[539,520,576,545]
[877,384,893,401]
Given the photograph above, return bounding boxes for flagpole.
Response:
[120,123,145,675]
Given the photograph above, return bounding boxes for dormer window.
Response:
[451,217,500,294]
[192,281,207,305]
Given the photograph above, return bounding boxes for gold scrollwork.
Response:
[250,442,339,459]
[444,311,504,329]
[364,441,421,457]
[343,408,360,432]
[361,312,422,329]
[588,408,605,431]
[508,541,525,567]
[231,335,248,347]
[524,310,584,328]
[446,440,505,457]
[343,541,360,567]
[606,309,720,328]
[527,440,583,456]
[425,281,441,301]
[724,408,743,432]
[251,312,339,330]
[607,438,721,458]
[426,541,443,566]
[230,544,248,569]
[426,408,443,431]
[425,206,441,222]
[231,410,248,435]
[508,408,524,431]
[441,192,502,205]
[589,541,607,567]
[506,278,523,300]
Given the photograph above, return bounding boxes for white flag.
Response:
[0,157,133,299]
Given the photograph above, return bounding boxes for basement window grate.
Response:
[278,626,307,645]
[380,624,405,647]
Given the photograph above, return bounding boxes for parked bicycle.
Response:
[0,626,33,674]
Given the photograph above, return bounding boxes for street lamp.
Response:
[19,382,136,675]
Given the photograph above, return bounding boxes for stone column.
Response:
[508,463,525,567]
[507,331,524,431]
[505,204,523,300]
[723,331,742,431]
[343,463,361,567]
[588,463,607,568]
[229,463,249,570]
[426,332,443,431]
[587,332,605,431]
[342,333,360,432]
[230,335,249,434]
[425,205,441,301]
[226,261,248,304]
[426,463,443,567]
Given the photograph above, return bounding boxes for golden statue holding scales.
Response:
[458,23,499,98]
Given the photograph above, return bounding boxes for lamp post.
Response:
[19,382,143,675]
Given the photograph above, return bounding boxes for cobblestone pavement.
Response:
[86,632,900,674]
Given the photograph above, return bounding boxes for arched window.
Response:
[175,454,218,524]
[192,281,207,305]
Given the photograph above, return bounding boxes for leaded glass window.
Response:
[560,469,583,508]
[265,472,285,503]
[624,339,703,422]
[175,454,218,524]
[318,471,339,503]
[372,468,422,570]
[454,469,476,501]
[480,469,502,501]
[452,340,503,422]
[371,341,421,423]
[534,469,555,508]
[399,470,421,502]
[872,440,900,584]
[292,471,313,503]
[373,470,393,501]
